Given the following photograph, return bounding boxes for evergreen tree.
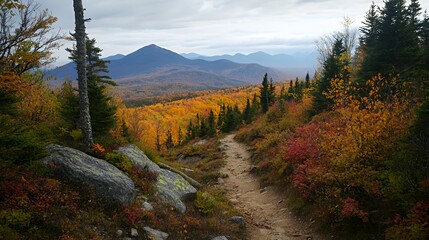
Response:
[259,73,275,113]
[305,72,311,88]
[311,38,348,115]
[269,78,276,102]
[242,98,252,124]
[217,104,226,127]
[358,0,422,82]
[207,109,216,137]
[419,11,429,81]
[165,129,174,150]
[221,106,239,132]
[67,36,117,137]
[251,94,259,114]
[260,73,270,113]
[280,85,286,99]
[186,120,194,141]
[199,116,208,137]
[58,81,80,130]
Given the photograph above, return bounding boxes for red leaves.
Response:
[0,168,79,214]
[340,198,369,222]
[284,123,320,165]
[123,204,143,226]
[386,201,429,239]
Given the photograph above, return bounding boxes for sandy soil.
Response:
[219,134,325,240]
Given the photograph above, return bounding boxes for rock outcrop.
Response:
[43,144,136,205]
[119,145,197,213]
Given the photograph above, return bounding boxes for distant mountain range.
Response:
[181,51,318,74]
[48,44,310,100]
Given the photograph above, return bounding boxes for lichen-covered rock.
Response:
[119,145,197,213]
[156,168,196,213]
[43,144,136,205]
[117,145,160,172]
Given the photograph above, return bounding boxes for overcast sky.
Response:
[39,0,429,66]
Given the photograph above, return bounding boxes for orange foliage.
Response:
[0,71,29,94]
[119,86,259,150]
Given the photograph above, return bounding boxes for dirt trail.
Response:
[219,134,323,240]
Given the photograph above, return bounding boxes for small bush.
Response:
[0,209,32,230]
[195,191,216,214]
[104,153,132,173]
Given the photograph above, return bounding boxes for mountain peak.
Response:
[143,44,161,49]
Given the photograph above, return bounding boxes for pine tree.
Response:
[186,120,194,141]
[359,0,422,82]
[421,11,429,79]
[207,109,216,137]
[305,72,311,88]
[259,73,275,113]
[357,2,381,83]
[269,78,276,103]
[311,38,347,115]
[280,85,286,99]
[217,104,226,127]
[199,117,208,137]
[251,93,259,113]
[67,37,117,137]
[165,129,174,150]
[242,98,252,124]
[260,73,270,113]
[58,81,80,130]
[221,106,239,132]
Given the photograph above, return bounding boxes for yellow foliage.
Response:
[119,86,259,150]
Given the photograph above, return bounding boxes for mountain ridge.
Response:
[48,44,293,100]
[181,51,318,72]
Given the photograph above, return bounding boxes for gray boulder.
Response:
[43,144,136,205]
[143,226,169,240]
[212,236,228,240]
[119,145,197,213]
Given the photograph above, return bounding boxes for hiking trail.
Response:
[219,134,325,240]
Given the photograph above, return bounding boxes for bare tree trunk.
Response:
[73,0,93,152]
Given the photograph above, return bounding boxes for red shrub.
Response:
[340,198,369,223]
[284,123,321,165]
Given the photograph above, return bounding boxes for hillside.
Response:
[48,44,290,99]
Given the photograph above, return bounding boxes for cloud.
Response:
[38,0,429,65]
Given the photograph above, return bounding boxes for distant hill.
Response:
[103,54,125,61]
[181,51,318,75]
[48,44,290,100]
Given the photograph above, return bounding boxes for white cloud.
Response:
[37,0,429,66]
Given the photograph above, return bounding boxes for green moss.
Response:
[0,209,32,230]
[104,152,132,173]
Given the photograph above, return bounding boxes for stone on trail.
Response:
[130,228,138,237]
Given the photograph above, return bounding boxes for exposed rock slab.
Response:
[43,144,136,205]
[119,145,197,213]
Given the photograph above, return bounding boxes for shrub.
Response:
[0,209,32,230]
[195,191,216,214]
[104,153,132,173]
